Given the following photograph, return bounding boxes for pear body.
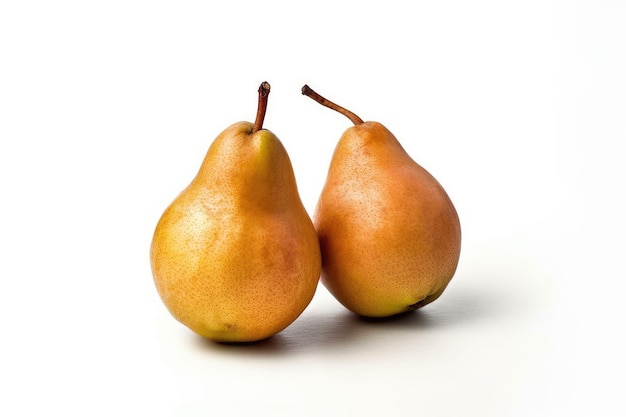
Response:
[150,122,321,342]
[315,122,461,317]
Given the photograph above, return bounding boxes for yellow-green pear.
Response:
[151,82,321,342]
[302,85,461,318]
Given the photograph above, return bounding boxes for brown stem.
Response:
[253,81,271,133]
[301,84,364,125]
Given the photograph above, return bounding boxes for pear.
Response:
[150,82,321,342]
[302,85,461,318]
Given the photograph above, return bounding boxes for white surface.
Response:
[1,1,625,416]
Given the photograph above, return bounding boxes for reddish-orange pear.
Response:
[302,85,461,318]
[150,83,321,342]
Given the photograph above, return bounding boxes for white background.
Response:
[1,1,625,416]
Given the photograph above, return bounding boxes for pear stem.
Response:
[301,84,364,125]
[252,81,271,133]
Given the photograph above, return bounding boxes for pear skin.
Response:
[303,86,461,318]
[151,84,321,342]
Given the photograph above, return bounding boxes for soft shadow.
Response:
[424,278,517,327]
[192,332,295,357]
[189,278,510,356]
[274,307,446,354]
[355,308,439,329]
[189,308,370,356]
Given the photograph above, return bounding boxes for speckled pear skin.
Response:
[150,121,321,342]
[315,121,461,317]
